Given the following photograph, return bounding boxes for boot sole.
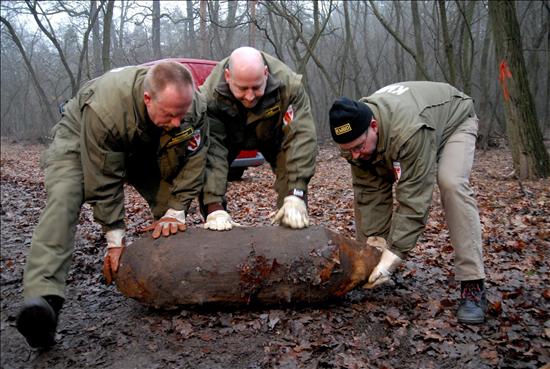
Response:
[16,297,57,348]
[457,316,485,324]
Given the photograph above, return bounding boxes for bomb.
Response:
[114,226,382,309]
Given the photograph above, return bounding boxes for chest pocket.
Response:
[157,122,202,181]
[352,158,396,184]
[245,93,284,156]
[371,163,396,183]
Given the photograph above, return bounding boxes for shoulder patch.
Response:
[283,105,294,126]
[187,130,202,152]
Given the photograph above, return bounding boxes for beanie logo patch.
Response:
[334,123,352,135]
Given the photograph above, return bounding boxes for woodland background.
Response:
[1,1,550,368]
[1,0,549,149]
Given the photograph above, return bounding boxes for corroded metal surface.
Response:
[114,226,382,309]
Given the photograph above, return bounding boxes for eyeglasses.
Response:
[344,118,375,155]
[347,138,368,154]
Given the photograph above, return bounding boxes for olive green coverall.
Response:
[199,52,317,208]
[347,81,485,281]
[24,66,209,299]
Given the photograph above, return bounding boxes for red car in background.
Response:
[143,58,265,180]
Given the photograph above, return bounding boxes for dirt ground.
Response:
[1,139,549,369]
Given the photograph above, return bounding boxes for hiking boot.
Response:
[16,295,63,348]
[457,280,487,324]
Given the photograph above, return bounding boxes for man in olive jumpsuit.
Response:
[328,82,487,324]
[199,47,317,230]
[17,61,209,348]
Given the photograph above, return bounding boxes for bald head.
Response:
[227,47,265,74]
[225,47,268,108]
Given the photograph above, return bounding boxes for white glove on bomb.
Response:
[146,208,187,239]
[364,238,402,289]
[105,229,125,250]
[204,210,241,231]
[272,195,309,229]
[103,229,126,284]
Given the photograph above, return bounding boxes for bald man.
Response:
[199,47,318,230]
[16,61,209,348]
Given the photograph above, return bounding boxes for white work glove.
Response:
[204,210,241,231]
[363,237,402,289]
[143,208,187,239]
[103,229,125,285]
[272,195,309,229]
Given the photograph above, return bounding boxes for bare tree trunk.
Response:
[91,0,102,78]
[489,0,550,179]
[457,0,476,94]
[225,0,238,50]
[524,3,548,131]
[368,0,431,80]
[263,1,338,94]
[438,0,456,85]
[152,0,161,59]
[102,0,115,72]
[477,14,493,150]
[411,0,426,80]
[339,0,351,95]
[0,16,56,127]
[542,2,550,133]
[25,0,77,94]
[76,2,104,88]
[118,0,127,51]
[184,0,195,56]
[393,1,404,81]
[344,2,367,98]
[263,5,285,59]
[358,3,381,90]
[208,1,222,56]
[199,0,207,58]
[248,0,257,47]
[546,2,550,135]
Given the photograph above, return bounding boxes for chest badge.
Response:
[187,130,201,152]
[283,105,294,126]
[264,104,281,118]
[166,127,194,148]
[393,161,402,182]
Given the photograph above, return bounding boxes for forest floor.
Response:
[1,139,549,369]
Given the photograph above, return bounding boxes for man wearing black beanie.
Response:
[329,82,487,325]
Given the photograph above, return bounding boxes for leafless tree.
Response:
[102,0,114,72]
[489,0,550,179]
[0,0,547,150]
[0,15,56,128]
[152,0,161,59]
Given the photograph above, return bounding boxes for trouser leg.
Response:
[437,116,485,281]
[23,157,84,299]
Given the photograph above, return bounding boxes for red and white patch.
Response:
[187,130,201,152]
[283,105,294,126]
[393,161,402,182]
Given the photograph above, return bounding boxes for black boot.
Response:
[457,280,487,324]
[16,295,63,348]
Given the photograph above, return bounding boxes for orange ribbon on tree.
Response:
[498,60,512,101]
